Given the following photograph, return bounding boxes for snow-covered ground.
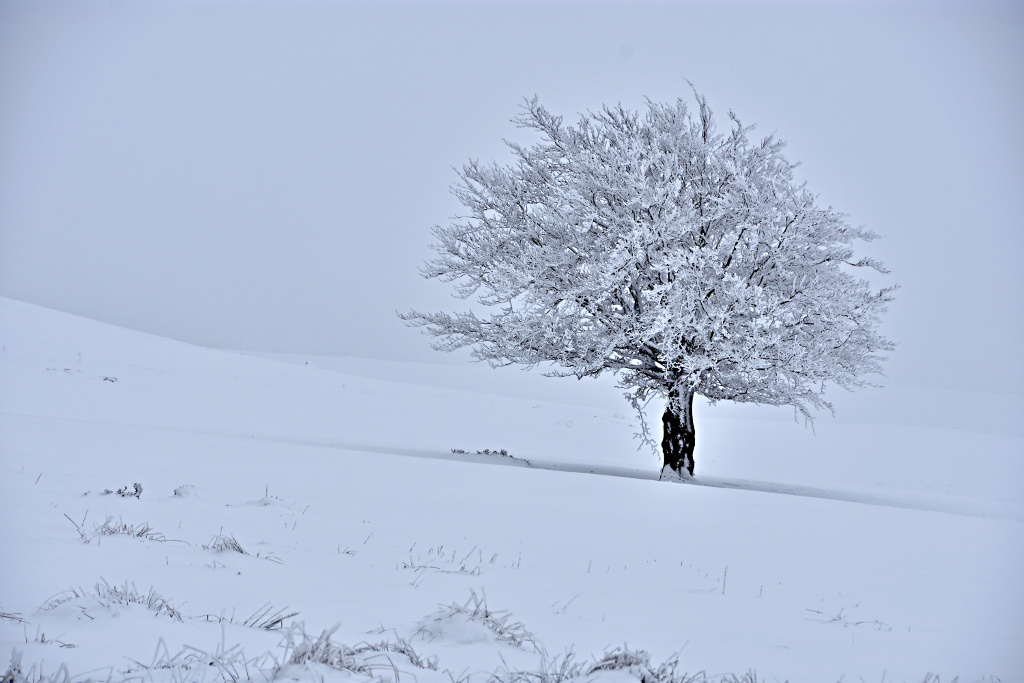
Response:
[1,296,1022,682]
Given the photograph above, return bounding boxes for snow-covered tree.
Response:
[402,93,895,478]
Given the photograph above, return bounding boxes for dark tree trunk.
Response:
[661,387,696,477]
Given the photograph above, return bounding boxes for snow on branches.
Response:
[403,92,894,462]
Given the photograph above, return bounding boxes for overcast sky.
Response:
[1,0,1022,394]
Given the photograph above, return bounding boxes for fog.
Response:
[1,0,1022,393]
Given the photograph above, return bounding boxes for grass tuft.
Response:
[401,544,497,581]
[242,603,298,631]
[2,651,74,683]
[451,448,532,466]
[277,623,441,682]
[490,648,764,683]
[350,638,439,672]
[804,608,892,631]
[93,580,184,622]
[202,532,246,555]
[38,580,183,623]
[278,624,376,677]
[195,604,299,632]
[64,513,169,545]
[418,591,543,654]
[122,632,272,683]
[94,517,166,542]
[102,483,143,499]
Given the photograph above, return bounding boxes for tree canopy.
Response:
[403,93,894,475]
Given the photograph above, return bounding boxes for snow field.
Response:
[1,297,1022,682]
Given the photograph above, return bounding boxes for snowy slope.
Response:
[250,352,1024,519]
[1,296,1022,682]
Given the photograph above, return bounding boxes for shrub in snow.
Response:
[403,90,894,477]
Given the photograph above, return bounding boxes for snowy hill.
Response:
[1,296,1022,682]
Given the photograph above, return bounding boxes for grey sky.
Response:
[1,1,1021,393]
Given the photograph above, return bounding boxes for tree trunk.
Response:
[661,387,696,478]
